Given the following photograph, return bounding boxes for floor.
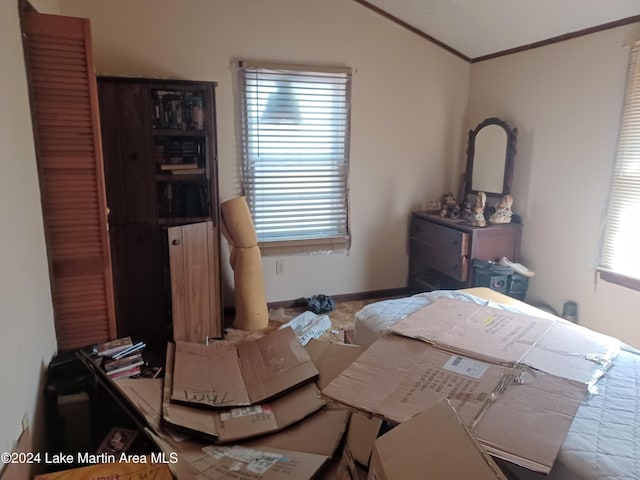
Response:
[222,296,394,345]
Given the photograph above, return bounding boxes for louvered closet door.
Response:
[22,12,116,350]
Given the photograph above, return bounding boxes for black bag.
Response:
[305,294,336,314]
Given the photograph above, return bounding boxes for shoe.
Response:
[498,257,536,277]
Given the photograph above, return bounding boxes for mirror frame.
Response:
[464,117,517,198]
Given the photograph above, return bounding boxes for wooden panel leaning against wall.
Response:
[21,11,117,351]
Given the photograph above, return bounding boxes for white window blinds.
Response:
[239,62,352,254]
[600,40,640,284]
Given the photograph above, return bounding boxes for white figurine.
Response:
[489,194,514,224]
[472,192,487,227]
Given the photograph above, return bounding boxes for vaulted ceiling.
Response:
[355,0,640,61]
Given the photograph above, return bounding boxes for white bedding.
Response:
[353,291,640,480]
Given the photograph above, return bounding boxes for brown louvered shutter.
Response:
[21,12,116,350]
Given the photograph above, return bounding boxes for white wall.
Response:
[0,0,58,465]
[58,0,470,303]
[467,24,640,347]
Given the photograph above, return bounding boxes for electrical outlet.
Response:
[275,260,285,275]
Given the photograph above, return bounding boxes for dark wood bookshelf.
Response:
[98,77,221,347]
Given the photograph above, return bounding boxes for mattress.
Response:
[353,290,640,480]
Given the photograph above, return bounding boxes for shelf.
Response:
[158,217,210,226]
[156,174,208,182]
[151,129,206,137]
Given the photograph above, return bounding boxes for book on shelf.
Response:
[159,163,199,171]
[103,353,143,372]
[106,360,145,377]
[170,168,205,175]
[109,365,142,379]
[96,337,133,357]
[151,89,205,130]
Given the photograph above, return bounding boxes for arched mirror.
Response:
[464,117,517,197]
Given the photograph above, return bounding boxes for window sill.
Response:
[598,267,640,292]
[258,236,350,256]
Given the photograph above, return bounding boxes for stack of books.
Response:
[96,337,146,379]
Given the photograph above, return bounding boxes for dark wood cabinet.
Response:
[408,212,522,293]
[98,77,222,346]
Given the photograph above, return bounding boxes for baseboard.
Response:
[223,287,410,317]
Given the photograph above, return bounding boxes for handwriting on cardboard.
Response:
[171,327,319,408]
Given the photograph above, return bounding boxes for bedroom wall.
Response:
[0,0,58,466]
[467,23,640,348]
[57,0,470,304]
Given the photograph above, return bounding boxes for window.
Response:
[600,40,640,290]
[238,61,352,255]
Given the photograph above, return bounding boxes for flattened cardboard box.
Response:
[368,400,507,480]
[305,339,366,391]
[390,296,620,384]
[116,379,348,479]
[33,458,173,480]
[161,342,324,443]
[472,368,587,473]
[150,431,329,480]
[242,409,350,457]
[115,376,346,454]
[322,334,510,426]
[172,327,319,408]
[322,334,587,473]
[304,340,375,466]
[114,377,163,431]
[344,411,383,467]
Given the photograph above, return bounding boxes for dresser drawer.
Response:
[410,218,470,281]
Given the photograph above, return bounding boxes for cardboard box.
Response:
[197,445,327,479]
[472,368,587,473]
[242,409,350,457]
[320,449,368,480]
[322,334,587,474]
[171,327,318,408]
[305,339,366,391]
[390,297,620,384]
[116,370,346,457]
[33,459,173,480]
[367,400,507,480]
[150,430,329,480]
[344,411,383,467]
[170,341,325,442]
[322,334,510,425]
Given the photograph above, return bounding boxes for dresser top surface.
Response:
[412,211,522,232]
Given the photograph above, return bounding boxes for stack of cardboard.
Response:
[104,296,620,479]
[162,327,324,443]
[113,328,362,479]
[322,296,620,475]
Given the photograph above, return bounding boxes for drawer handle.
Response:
[172,239,181,246]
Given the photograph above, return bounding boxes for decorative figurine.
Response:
[442,192,457,208]
[489,194,514,224]
[462,200,474,223]
[472,192,487,227]
[424,199,442,214]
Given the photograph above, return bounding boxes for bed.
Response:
[352,287,640,480]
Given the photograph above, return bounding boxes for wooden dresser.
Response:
[408,212,522,293]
